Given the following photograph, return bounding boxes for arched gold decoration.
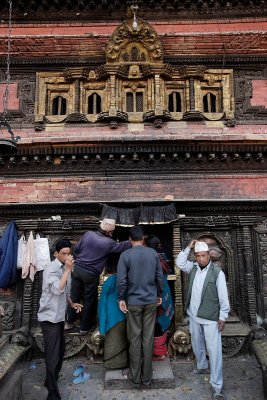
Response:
[106,19,163,64]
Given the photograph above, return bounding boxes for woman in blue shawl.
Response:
[98,254,128,369]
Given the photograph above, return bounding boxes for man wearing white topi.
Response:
[176,240,230,400]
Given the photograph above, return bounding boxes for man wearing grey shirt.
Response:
[38,239,82,400]
[176,240,230,400]
[117,226,163,389]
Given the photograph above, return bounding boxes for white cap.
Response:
[100,218,116,232]
[194,241,209,253]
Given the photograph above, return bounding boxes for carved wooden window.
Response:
[126,92,144,112]
[51,96,67,115]
[88,93,102,114]
[203,92,222,113]
[168,92,182,112]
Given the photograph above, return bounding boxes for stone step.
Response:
[104,358,175,389]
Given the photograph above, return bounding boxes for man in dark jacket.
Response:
[117,226,163,388]
[66,218,130,334]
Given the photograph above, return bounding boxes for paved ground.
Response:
[22,353,264,400]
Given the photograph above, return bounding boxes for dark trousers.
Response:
[67,266,99,331]
[40,321,65,400]
[127,303,157,386]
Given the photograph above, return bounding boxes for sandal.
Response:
[72,371,90,384]
[73,365,85,377]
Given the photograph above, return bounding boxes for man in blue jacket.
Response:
[117,226,163,389]
[66,218,130,334]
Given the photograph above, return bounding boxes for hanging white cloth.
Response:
[34,234,51,271]
[21,231,37,281]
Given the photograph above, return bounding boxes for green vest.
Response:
[186,263,221,321]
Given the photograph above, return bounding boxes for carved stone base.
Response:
[222,319,251,358]
[34,331,90,358]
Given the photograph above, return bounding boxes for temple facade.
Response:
[0,0,267,358]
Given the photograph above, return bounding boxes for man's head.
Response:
[129,226,144,243]
[194,241,210,268]
[100,218,116,235]
[54,238,72,264]
[146,235,161,251]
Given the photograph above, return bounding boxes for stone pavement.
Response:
[22,354,264,400]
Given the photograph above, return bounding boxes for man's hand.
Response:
[188,239,197,249]
[65,254,75,271]
[157,297,162,306]
[119,300,128,314]
[72,303,83,313]
[217,319,225,331]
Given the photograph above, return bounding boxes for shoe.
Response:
[72,371,90,384]
[141,382,152,389]
[192,367,210,375]
[73,365,85,377]
[211,389,225,399]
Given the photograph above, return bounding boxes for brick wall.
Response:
[0,19,266,58]
[0,83,19,112]
[251,80,267,108]
[1,174,267,204]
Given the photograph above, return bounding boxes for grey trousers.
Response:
[127,303,157,386]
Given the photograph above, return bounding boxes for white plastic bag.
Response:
[34,234,51,271]
[17,234,27,269]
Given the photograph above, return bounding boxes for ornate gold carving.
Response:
[106,19,163,64]
[64,67,89,81]
[128,112,143,123]
[178,65,207,79]
[34,21,235,127]
[128,65,141,79]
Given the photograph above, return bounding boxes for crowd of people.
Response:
[38,218,229,400]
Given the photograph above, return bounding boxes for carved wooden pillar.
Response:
[179,65,206,120]
[22,277,34,327]
[236,227,247,320]
[189,77,196,111]
[242,225,257,325]
[109,73,117,114]
[74,79,80,113]
[63,66,89,117]
[154,74,163,115]
[172,221,184,327]
[252,222,267,318]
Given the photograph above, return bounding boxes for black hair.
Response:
[129,226,144,241]
[146,235,161,250]
[55,238,72,253]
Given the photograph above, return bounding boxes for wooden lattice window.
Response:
[126,92,144,112]
[203,92,217,113]
[88,93,102,114]
[168,92,182,112]
[52,96,67,115]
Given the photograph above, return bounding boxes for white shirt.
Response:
[176,247,230,324]
[38,258,71,323]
